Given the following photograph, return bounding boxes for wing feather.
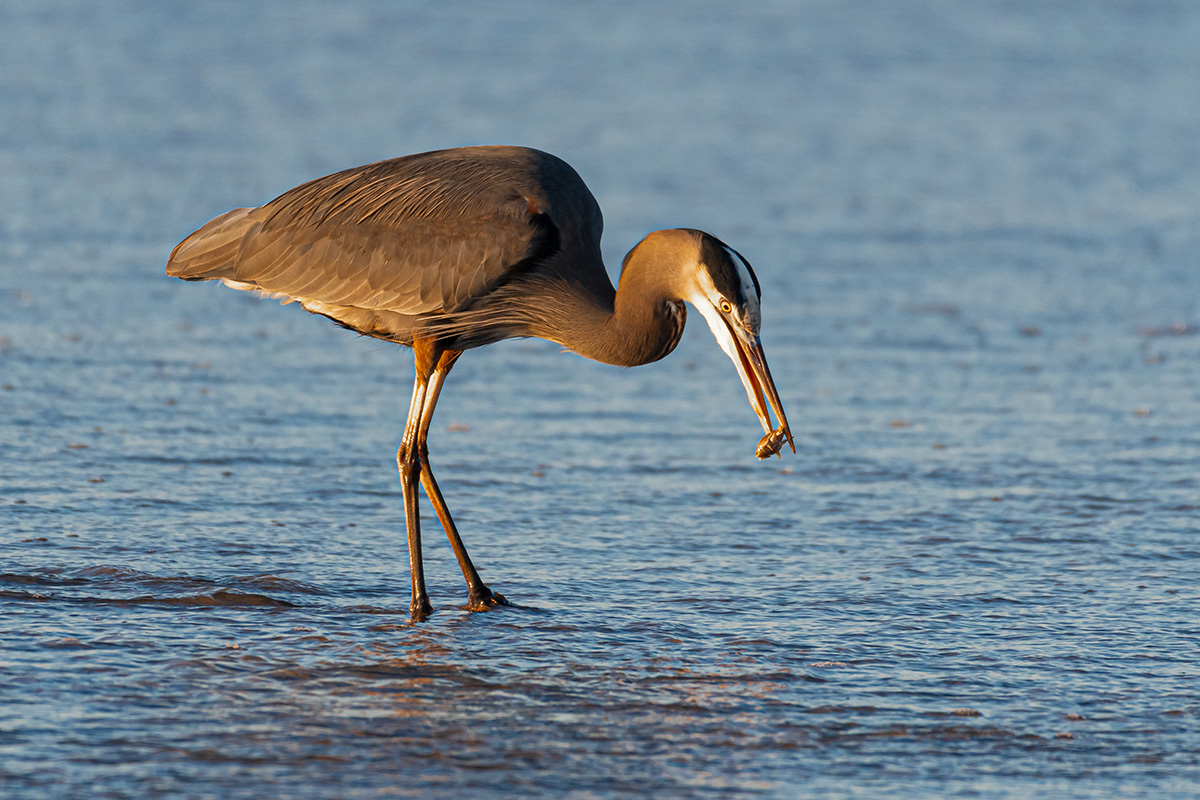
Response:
[166,149,562,330]
[167,146,601,345]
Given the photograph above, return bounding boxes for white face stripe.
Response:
[692,298,768,426]
[722,245,762,333]
[688,248,761,337]
[686,273,765,419]
[691,289,741,363]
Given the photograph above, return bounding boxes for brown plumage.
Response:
[168,145,792,621]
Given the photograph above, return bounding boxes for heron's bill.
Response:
[728,330,794,458]
[692,298,794,459]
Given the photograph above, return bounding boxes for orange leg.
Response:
[397,356,433,620]
[397,342,505,621]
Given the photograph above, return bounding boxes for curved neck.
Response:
[532,231,696,367]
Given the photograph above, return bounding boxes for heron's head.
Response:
[678,230,794,459]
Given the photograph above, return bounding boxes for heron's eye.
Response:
[719,299,733,314]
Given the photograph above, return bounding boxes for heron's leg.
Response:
[397,366,433,621]
[417,350,507,610]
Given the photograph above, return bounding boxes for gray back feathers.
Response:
[166,146,602,345]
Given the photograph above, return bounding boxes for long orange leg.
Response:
[397,343,505,621]
[396,360,433,621]
[416,350,507,610]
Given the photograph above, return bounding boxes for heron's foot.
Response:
[409,597,434,623]
[466,585,508,612]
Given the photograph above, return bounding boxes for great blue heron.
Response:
[167,145,793,621]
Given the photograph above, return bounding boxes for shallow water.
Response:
[3,1,1200,797]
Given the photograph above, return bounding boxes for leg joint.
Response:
[396,443,422,476]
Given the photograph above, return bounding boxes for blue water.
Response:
[3,1,1200,797]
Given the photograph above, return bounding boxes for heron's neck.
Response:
[541,245,687,368]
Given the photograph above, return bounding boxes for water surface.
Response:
[2,1,1200,797]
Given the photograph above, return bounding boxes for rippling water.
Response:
[3,1,1200,797]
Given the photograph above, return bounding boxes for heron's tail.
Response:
[165,207,260,281]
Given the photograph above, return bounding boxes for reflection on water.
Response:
[3,0,1200,797]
